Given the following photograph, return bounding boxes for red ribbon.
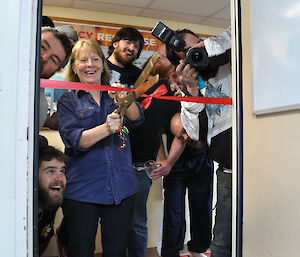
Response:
[140,84,168,109]
[40,78,132,92]
[40,79,232,105]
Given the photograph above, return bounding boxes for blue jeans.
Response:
[128,169,152,257]
[210,168,232,257]
[161,158,214,257]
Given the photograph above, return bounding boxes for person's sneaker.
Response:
[56,227,67,257]
[190,252,209,257]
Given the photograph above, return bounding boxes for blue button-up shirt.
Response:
[57,90,144,205]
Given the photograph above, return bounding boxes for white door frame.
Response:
[231,0,243,257]
[0,0,38,256]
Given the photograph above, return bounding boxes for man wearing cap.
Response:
[55,25,78,47]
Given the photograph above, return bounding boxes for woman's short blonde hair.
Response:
[66,39,111,85]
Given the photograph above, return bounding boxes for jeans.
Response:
[210,168,232,257]
[161,158,214,257]
[128,169,152,257]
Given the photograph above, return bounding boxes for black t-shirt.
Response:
[107,59,142,88]
[129,79,179,163]
[39,209,56,255]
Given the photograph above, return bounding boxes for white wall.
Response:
[242,0,300,256]
[0,0,37,256]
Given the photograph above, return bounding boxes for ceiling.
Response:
[44,0,231,28]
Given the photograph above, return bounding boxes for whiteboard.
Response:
[250,0,300,115]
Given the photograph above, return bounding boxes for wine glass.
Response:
[144,160,161,179]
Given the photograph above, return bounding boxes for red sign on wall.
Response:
[54,21,163,51]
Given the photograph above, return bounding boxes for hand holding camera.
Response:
[175,60,199,95]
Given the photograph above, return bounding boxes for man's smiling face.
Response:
[40,31,66,79]
[113,39,140,67]
[39,158,66,211]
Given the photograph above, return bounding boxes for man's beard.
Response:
[114,46,136,66]
[39,182,64,212]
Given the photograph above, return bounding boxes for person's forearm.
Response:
[166,137,186,167]
[78,123,111,148]
[124,102,140,121]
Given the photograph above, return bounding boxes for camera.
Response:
[184,47,208,69]
[151,22,208,69]
[151,21,186,51]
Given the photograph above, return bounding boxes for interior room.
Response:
[40,1,230,256]
[2,0,300,257]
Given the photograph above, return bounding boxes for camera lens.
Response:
[191,51,202,62]
[185,47,208,69]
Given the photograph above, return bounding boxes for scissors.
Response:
[114,74,159,126]
[114,52,160,125]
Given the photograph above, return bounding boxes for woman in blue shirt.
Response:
[56,39,144,257]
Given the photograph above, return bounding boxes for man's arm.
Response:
[151,137,186,180]
[204,27,231,57]
[175,61,200,96]
[189,27,231,57]
[78,111,121,148]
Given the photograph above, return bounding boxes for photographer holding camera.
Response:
[151,28,213,257]
[152,24,232,257]
[176,28,232,257]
